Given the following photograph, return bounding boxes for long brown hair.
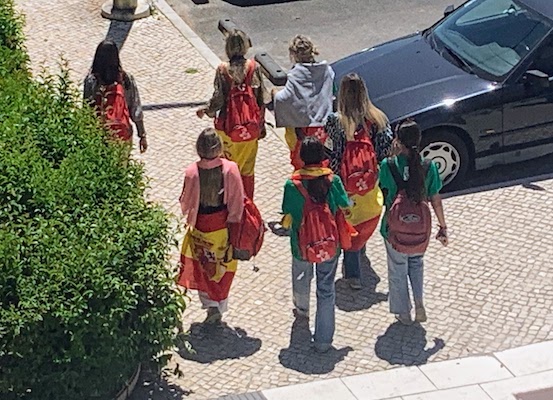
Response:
[337,73,388,139]
[396,120,426,203]
[196,128,224,207]
[224,29,250,84]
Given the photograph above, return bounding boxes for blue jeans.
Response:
[385,240,424,315]
[292,255,338,345]
[343,250,361,279]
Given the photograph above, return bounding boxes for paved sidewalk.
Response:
[227,341,553,400]
[17,1,553,399]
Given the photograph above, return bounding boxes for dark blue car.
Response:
[332,0,553,188]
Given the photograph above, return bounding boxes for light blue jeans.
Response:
[385,240,424,315]
[292,255,339,346]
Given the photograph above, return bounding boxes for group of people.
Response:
[84,32,449,353]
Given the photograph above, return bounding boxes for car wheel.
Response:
[420,130,470,189]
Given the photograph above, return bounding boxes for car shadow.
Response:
[279,316,352,374]
[374,322,445,366]
[177,322,262,364]
[443,153,553,198]
[336,253,388,312]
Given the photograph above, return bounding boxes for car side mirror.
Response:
[524,70,550,89]
[444,5,455,17]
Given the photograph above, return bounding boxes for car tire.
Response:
[420,129,470,190]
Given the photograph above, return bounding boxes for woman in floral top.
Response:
[196,29,268,199]
[324,73,393,290]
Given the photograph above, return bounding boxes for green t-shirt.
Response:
[378,156,442,239]
[282,175,351,260]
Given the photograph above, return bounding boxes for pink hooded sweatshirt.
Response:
[179,158,244,228]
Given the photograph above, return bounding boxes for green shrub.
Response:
[0,3,186,399]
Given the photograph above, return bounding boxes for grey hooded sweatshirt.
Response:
[274,61,335,128]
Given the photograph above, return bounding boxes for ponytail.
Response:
[396,120,426,203]
[405,146,426,203]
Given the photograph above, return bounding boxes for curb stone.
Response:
[153,0,222,69]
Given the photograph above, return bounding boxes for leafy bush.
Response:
[0,2,186,399]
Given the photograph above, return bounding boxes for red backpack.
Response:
[386,158,432,255]
[215,60,263,142]
[340,121,378,196]
[229,197,266,261]
[94,77,132,141]
[293,178,339,263]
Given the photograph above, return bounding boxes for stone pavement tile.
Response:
[480,371,553,400]
[262,378,357,400]
[402,385,493,400]
[495,342,553,377]
[341,367,436,400]
[419,356,513,389]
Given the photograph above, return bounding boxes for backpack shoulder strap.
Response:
[387,157,406,190]
[292,179,308,198]
[219,63,233,85]
[295,127,305,140]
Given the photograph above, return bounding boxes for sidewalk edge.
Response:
[153,0,222,69]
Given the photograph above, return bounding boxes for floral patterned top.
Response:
[324,112,394,175]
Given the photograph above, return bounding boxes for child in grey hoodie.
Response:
[273,35,335,170]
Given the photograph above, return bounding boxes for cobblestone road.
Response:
[17,1,553,399]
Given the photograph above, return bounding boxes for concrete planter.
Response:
[101,0,151,21]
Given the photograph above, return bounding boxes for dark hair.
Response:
[396,120,426,203]
[91,40,122,85]
[299,137,330,203]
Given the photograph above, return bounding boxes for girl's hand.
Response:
[139,136,148,153]
[196,109,206,119]
[436,226,448,247]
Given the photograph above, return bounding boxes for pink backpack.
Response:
[386,158,432,255]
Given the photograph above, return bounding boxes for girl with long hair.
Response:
[196,29,268,199]
[273,35,335,170]
[281,137,350,352]
[178,128,245,324]
[84,39,147,153]
[379,120,448,325]
[324,73,393,289]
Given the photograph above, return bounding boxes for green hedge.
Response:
[0,1,186,398]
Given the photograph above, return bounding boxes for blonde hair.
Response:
[196,128,223,160]
[338,73,388,140]
[224,29,251,84]
[289,35,319,63]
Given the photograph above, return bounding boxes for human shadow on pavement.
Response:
[279,315,352,374]
[375,322,445,366]
[105,21,133,50]
[178,322,262,364]
[336,253,388,312]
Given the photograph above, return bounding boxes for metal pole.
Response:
[101,0,151,22]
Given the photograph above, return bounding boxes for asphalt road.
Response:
[168,0,553,193]
[168,0,465,67]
